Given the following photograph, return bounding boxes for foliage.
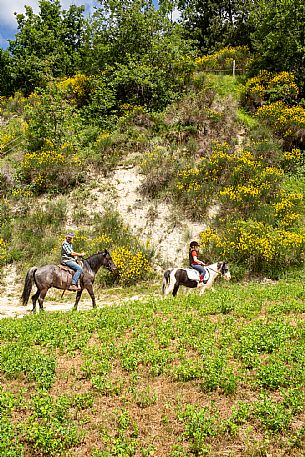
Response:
[178,0,253,52]
[7,198,67,265]
[248,0,305,97]
[243,70,300,111]
[257,101,305,149]
[5,0,87,95]
[24,86,81,151]
[200,222,305,275]
[17,145,83,194]
[195,45,251,73]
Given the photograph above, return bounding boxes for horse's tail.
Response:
[21,267,37,306]
[162,269,171,295]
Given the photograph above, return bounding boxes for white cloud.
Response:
[0,0,99,47]
[0,0,39,27]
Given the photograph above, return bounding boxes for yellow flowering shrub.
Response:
[175,144,284,218]
[272,193,303,228]
[11,188,33,199]
[57,74,92,106]
[257,102,305,147]
[195,46,251,72]
[243,71,299,109]
[18,144,83,194]
[72,232,113,253]
[119,103,144,116]
[200,221,305,273]
[281,148,302,172]
[0,118,27,155]
[111,247,152,285]
[0,238,9,266]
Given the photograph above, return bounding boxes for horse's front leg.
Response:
[73,289,83,311]
[86,284,96,309]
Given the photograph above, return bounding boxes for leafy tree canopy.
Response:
[6,0,87,95]
[249,0,305,95]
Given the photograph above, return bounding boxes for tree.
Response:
[177,0,253,52]
[7,0,87,95]
[80,0,196,114]
[0,49,13,96]
[249,0,305,96]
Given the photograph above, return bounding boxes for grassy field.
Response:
[1,278,305,456]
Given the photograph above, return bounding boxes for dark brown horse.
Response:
[21,250,117,312]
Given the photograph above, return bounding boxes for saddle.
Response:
[58,260,84,276]
[186,269,209,284]
[58,264,75,276]
[58,263,83,291]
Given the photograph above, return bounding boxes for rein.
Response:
[206,266,220,274]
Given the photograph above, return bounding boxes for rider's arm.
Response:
[71,250,85,257]
[192,254,205,266]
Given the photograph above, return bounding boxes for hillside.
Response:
[1,66,305,316]
[1,47,305,457]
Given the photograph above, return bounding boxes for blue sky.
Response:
[0,0,167,49]
[0,0,101,48]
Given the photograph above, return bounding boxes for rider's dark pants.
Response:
[64,260,83,285]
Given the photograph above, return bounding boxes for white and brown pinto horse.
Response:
[162,262,231,297]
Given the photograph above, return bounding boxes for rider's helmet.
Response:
[190,241,199,249]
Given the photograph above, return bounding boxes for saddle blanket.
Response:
[58,265,74,275]
[185,269,209,282]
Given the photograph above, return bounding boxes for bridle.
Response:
[206,262,226,275]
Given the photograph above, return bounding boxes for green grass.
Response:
[1,278,305,455]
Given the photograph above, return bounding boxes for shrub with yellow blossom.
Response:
[257,102,305,148]
[17,144,83,194]
[70,232,113,254]
[0,238,9,266]
[175,143,284,218]
[272,192,303,229]
[57,74,92,107]
[195,46,251,72]
[0,117,27,155]
[281,148,302,172]
[200,221,305,274]
[243,71,299,110]
[111,247,152,285]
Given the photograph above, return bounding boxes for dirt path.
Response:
[0,263,156,319]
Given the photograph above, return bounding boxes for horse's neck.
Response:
[85,256,104,274]
[206,263,219,283]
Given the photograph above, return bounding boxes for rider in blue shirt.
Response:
[61,232,85,291]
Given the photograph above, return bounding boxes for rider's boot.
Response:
[69,284,81,291]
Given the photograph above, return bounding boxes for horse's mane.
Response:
[84,251,106,271]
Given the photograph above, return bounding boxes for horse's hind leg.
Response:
[31,289,40,313]
[172,284,179,297]
[38,288,48,312]
[163,280,175,296]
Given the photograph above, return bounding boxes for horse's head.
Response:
[100,249,118,273]
[217,262,231,281]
